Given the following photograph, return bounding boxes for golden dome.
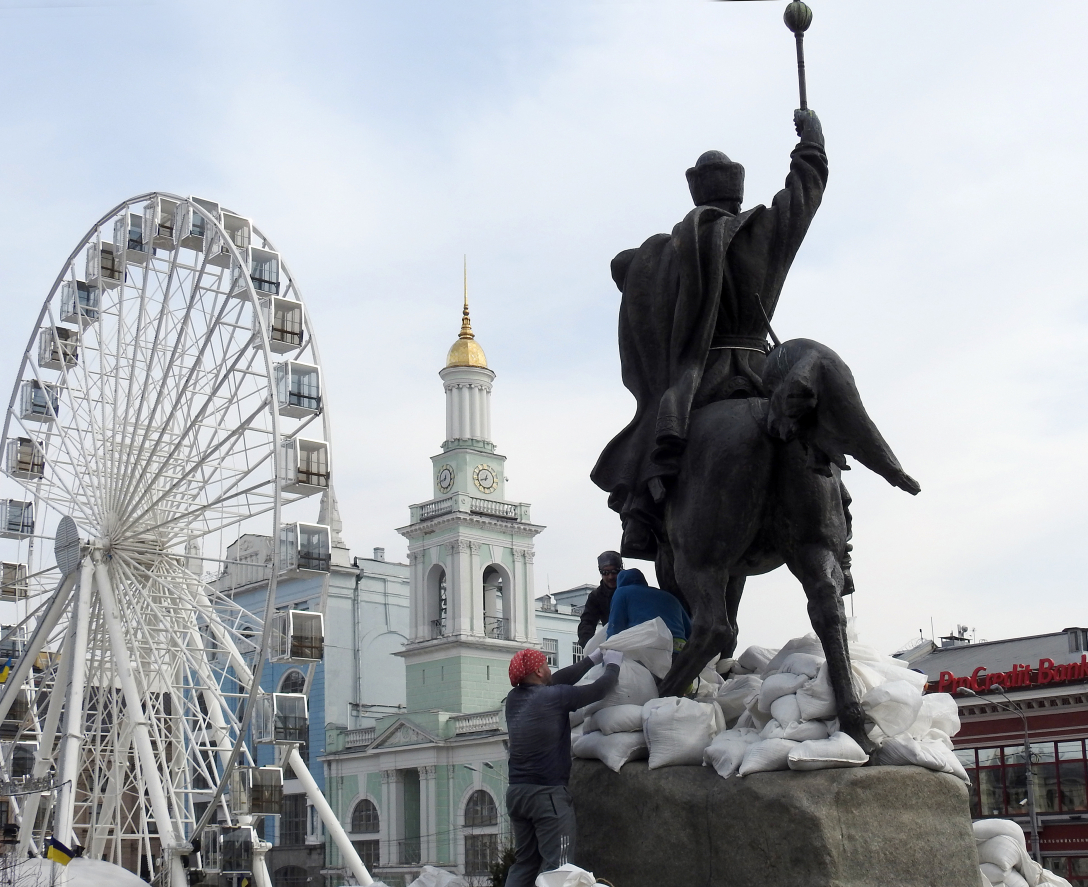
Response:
[446,292,487,368]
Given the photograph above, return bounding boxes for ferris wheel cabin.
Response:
[274,361,321,417]
[37,327,77,370]
[60,280,99,325]
[0,562,27,601]
[251,691,309,745]
[256,296,304,353]
[0,500,33,539]
[229,765,284,816]
[85,241,122,289]
[114,213,147,265]
[280,438,329,493]
[19,381,59,423]
[5,438,44,481]
[269,609,325,663]
[278,522,330,573]
[143,196,178,250]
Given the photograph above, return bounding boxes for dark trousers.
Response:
[504,784,577,887]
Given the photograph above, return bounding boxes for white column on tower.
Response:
[440,365,496,444]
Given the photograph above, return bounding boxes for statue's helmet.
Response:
[686,150,745,207]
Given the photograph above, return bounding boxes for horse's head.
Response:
[763,339,921,495]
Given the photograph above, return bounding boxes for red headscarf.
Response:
[509,648,547,686]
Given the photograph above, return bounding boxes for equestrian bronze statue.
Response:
[591,108,919,750]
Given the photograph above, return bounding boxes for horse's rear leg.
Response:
[658,566,736,697]
[786,545,873,754]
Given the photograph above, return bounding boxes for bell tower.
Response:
[397,286,543,715]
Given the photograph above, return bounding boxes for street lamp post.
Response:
[957,686,1041,862]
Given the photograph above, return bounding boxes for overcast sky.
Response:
[0,0,1084,657]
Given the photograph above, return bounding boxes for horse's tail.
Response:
[763,339,921,495]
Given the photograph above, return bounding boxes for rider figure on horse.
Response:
[592,109,849,574]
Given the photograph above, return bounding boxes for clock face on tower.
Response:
[473,464,498,494]
[437,464,455,494]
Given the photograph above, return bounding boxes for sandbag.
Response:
[796,665,837,721]
[916,692,961,738]
[535,864,598,887]
[762,635,826,677]
[782,718,831,742]
[973,820,1028,845]
[850,660,886,697]
[979,835,1024,872]
[738,738,799,776]
[714,674,762,725]
[1038,871,1074,887]
[869,660,928,692]
[703,728,761,779]
[589,703,645,735]
[600,617,674,679]
[737,645,777,674]
[877,734,949,771]
[760,719,785,739]
[788,731,868,770]
[1019,853,1044,887]
[758,672,808,712]
[980,863,1005,885]
[571,730,648,772]
[569,708,585,728]
[643,697,724,769]
[576,659,658,715]
[582,625,607,660]
[407,866,466,887]
[862,680,924,736]
[716,657,738,676]
[1003,869,1029,887]
[770,693,801,726]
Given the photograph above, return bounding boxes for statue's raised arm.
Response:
[591,110,829,561]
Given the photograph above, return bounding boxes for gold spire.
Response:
[446,256,488,368]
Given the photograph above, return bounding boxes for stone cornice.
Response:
[397,511,544,540]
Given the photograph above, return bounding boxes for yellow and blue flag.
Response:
[45,837,75,865]
[0,658,11,683]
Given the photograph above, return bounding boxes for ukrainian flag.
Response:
[0,658,11,684]
[45,837,74,865]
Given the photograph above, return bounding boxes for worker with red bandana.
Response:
[503,646,623,887]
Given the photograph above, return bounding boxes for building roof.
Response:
[446,295,487,368]
[909,628,1088,680]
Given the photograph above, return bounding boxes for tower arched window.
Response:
[429,566,448,639]
[482,566,508,640]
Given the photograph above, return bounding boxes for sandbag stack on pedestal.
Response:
[705,633,969,779]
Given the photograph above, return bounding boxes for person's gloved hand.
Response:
[587,647,604,665]
[602,650,624,668]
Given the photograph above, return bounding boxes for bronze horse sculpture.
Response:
[592,109,919,751]
[652,338,919,748]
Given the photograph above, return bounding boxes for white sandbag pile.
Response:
[643,696,725,768]
[572,623,659,771]
[704,632,969,779]
[973,819,1071,887]
[534,863,601,887]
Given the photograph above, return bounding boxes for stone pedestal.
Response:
[570,761,980,887]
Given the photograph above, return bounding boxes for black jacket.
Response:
[577,582,615,649]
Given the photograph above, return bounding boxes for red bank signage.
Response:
[936,655,1088,693]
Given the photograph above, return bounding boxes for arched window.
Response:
[482,567,507,640]
[464,789,499,875]
[273,866,307,887]
[464,789,497,827]
[351,799,380,834]
[279,670,306,695]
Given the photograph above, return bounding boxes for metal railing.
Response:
[451,711,501,735]
[344,727,375,749]
[470,498,518,520]
[420,498,455,520]
[484,616,510,641]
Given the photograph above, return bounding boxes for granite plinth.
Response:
[569,760,979,887]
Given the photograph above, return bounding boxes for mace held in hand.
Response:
[783,1,813,110]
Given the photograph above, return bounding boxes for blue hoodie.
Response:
[606,568,691,641]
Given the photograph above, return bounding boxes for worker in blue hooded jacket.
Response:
[606,568,692,652]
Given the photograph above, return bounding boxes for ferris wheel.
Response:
[0,194,371,887]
